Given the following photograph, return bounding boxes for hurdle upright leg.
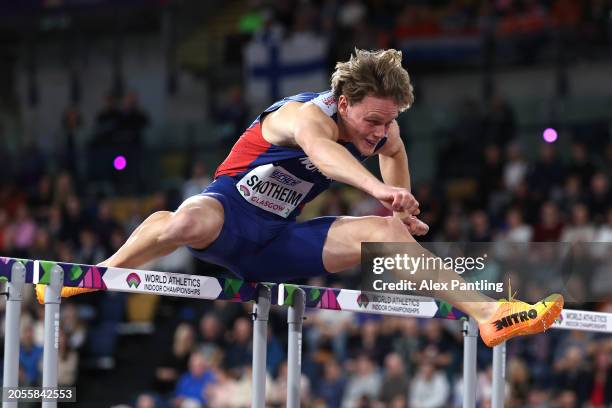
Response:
[287,288,305,408]
[2,262,26,408]
[462,317,478,408]
[42,265,64,408]
[491,342,506,408]
[251,285,271,408]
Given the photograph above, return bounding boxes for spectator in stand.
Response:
[92,94,123,147]
[134,393,158,408]
[120,91,150,149]
[587,172,611,223]
[507,357,530,406]
[29,175,54,222]
[61,302,87,351]
[53,172,75,208]
[528,143,566,201]
[555,390,578,408]
[582,346,612,407]
[95,200,121,253]
[155,323,195,395]
[60,105,83,176]
[503,142,528,193]
[58,328,79,386]
[409,360,450,408]
[172,351,216,408]
[567,142,596,186]
[499,207,533,243]
[392,317,420,378]
[595,207,612,242]
[483,94,516,147]
[348,319,390,365]
[267,360,311,406]
[223,317,253,373]
[30,227,56,261]
[553,345,590,399]
[561,202,596,243]
[378,352,409,405]
[315,357,347,408]
[196,313,225,364]
[7,204,37,257]
[341,354,382,408]
[478,144,504,210]
[206,366,254,408]
[523,388,552,408]
[19,319,43,386]
[469,210,493,242]
[60,195,85,246]
[75,228,107,265]
[558,174,585,215]
[532,201,564,241]
[415,319,455,372]
[182,161,212,202]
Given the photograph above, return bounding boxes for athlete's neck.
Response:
[336,116,350,143]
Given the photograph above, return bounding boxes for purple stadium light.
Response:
[543,128,558,143]
[113,155,127,171]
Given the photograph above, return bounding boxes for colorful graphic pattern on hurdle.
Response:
[0,257,264,302]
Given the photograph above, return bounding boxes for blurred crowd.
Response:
[231,0,611,65]
[0,97,611,407]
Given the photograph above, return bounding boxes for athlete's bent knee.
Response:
[369,216,415,243]
[160,206,222,247]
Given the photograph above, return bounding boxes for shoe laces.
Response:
[499,279,519,303]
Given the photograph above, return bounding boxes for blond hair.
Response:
[331,48,414,111]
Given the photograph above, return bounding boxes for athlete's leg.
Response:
[101,195,224,268]
[322,215,498,322]
[36,195,224,302]
[322,215,563,347]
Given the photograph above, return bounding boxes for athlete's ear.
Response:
[337,95,349,116]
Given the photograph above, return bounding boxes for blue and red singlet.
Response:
[189,90,386,282]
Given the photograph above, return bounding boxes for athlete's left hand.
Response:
[398,214,429,236]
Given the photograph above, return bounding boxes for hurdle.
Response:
[0,257,270,407]
[0,257,477,407]
[3,256,611,408]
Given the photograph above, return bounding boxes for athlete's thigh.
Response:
[176,193,225,249]
[251,217,337,282]
[322,216,416,273]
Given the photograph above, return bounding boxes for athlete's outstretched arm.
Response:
[377,122,429,235]
[293,105,418,214]
[377,121,410,191]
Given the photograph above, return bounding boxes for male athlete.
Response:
[37,49,562,347]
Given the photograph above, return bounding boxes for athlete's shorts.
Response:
[188,176,336,282]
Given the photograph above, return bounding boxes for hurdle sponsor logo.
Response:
[338,290,438,317]
[493,309,538,331]
[553,310,611,332]
[126,272,141,288]
[103,268,223,299]
[141,273,202,296]
[357,293,369,308]
[236,164,313,218]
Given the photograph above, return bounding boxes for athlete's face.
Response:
[338,94,399,156]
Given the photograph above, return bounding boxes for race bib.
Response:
[236,164,314,218]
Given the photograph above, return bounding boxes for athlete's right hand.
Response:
[372,184,419,215]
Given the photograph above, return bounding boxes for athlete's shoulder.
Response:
[308,90,337,118]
